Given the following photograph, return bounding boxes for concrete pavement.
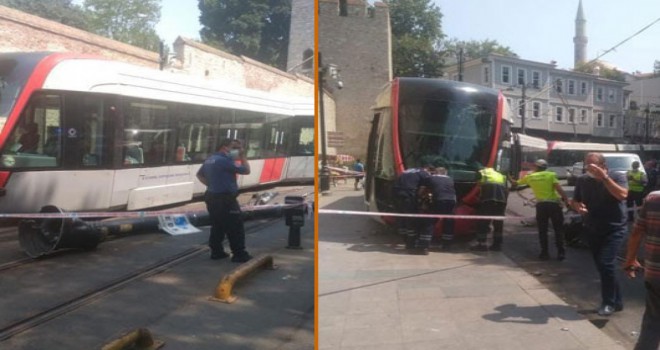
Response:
[318,184,626,350]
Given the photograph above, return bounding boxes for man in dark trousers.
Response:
[471,166,508,251]
[393,166,430,254]
[197,139,253,263]
[623,190,660,350]
[421,167,456,250]
[570,152,628,316]
[511,159,570,260]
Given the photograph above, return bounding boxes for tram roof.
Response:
[39,54,312,116]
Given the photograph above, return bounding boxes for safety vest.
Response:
[627,170,645,192]
[479,168,506,185]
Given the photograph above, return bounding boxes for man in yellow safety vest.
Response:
[471,167,508,251]
[627,161,648,221]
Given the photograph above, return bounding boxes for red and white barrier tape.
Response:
[0,202,312,220]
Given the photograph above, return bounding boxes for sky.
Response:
[155,0,201,47]
[434,0,660,73]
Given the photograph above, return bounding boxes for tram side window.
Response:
[289,116,314,156]
[263,115,290,157]
[220,110,266,159]
[123,99,170,166]
[175,105,218,162]
[0,94,61,168]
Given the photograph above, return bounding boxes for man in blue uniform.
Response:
[353,159,365,190]
[421,167,456,251]
[197,139,253,262]
[393,166,431,254]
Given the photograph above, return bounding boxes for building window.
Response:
[568,80,576,95]
[555,106,563,122]
[483,66,490,84]
[608,89,616,103]
[596,113,603,127]
[580,109,588,123]
[501,66,511,84]
[532,71,541,88]
[518,100,524,118]
[609,114,616,128]
[580,81,587,95]
[554,79,563,93]
[339,0,348,16]
[517,68,526,85]
[596,87,603,101]
[532,102,541,118]
[568,108,576,123]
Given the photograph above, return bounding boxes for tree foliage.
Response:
[574,61,626,82]
[198,0,291,70]
[0,0,89,30]
[386,0,444,78]
[83,0,162,52]
[441,38,518,63]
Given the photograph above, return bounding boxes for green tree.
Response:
[574,61,626,82]
[387,0,444,77]
[442,38,518,63]
[0,0,89,30]
[83,0,162,51]
[198,0,291,70]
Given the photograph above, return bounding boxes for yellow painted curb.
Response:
[210,255,276,303]
[101,328,164,350]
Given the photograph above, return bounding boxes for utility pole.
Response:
[458,47,464,82]
[521,83,527,134]
[318,52,331,193]
[646,102,650,144]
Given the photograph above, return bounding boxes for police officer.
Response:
[627,160,647,221]
[512,159,570,260]
[472,166,508,251]
[393,166,431,254]
[196,139,253,263]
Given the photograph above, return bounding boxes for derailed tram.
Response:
[0,52,314,213]
[364,78,514,239]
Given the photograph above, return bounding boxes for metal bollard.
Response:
[284,196,305,249]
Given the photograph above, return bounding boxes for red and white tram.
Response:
[0,52,314,212]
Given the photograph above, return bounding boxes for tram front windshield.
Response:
[398,98,496,177]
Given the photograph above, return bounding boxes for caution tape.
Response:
[0,202,312,220]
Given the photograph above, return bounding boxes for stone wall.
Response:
[0,5,314,98]
[318,0,392,159]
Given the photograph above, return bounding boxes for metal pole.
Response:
[521,84,526,134]
[646,102,650,144]
[458,48,464,82]
[318,53,331,193]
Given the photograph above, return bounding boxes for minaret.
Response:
[573,0,588,67]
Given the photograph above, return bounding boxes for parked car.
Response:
[566,161,584,186]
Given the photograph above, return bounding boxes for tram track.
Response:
[0,245,207,341]
[0,216,284,341]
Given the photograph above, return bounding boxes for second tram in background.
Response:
[364,78,513,239]
[0,52,314,213]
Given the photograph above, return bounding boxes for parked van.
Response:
[601,153,645,177]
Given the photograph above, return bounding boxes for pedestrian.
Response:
[627,160,648,221]
[393,166,431,254]
[353,159,365,190]
[570,152,628,316]
[622,190,660,350]
[421,167,456,251]
[511,159,570,261]
[196,138,253,263]
[471,166,508,251]
[644,160,658,196]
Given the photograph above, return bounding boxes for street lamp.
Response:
[318,53,342,194]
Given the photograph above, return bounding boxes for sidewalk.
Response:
[318,185,625,350]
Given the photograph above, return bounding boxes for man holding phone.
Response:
[570,152,628,316]
[197,138,253,263]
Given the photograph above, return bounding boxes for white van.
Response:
[602,152,645,177]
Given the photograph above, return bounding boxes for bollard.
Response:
[101,328,164,350]
[284,196,305,249]
[210,255,275,303]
